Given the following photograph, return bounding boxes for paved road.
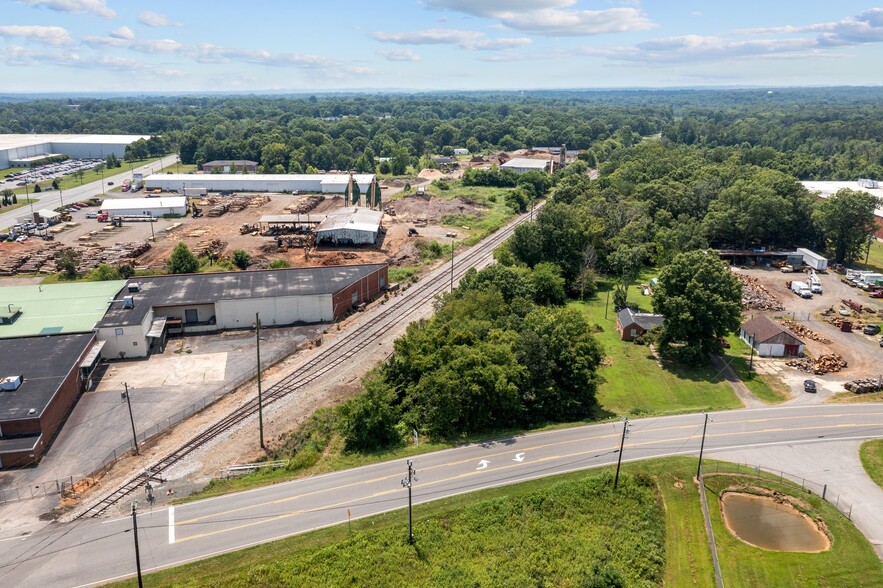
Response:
[0,155,178,229]
[0,404,879,587]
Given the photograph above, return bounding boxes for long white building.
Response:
[144,173,375,194]
[0,134,149,168]
[100,197,187,217]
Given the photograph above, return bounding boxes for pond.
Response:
[721,493,830,552]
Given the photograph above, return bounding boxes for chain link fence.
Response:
[0,335,307,505]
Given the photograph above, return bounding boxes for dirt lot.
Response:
[734,266,882,383]
[0,186,496,277]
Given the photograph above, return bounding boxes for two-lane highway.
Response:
[0,404,880,587]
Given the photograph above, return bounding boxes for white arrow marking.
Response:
[476,460,490,470]
[513,453,525,462]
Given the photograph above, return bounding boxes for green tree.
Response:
[530,262,567,305]
[33,183,42,193]
[261,142,288,170]
[652,251,742,364]
[231,249,251,270]
[338,375,401,452]
[57,249,80,279]
[516,170,552,199]
[51,177,61,190]
[166,242,199,274]
[812,188,881,264]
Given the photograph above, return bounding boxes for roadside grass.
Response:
[859,439,883,488]
[722,334,790,403]
[118,457,881,588]
[570,277,742,417]
[829,390,883,404]
[1,166,28,175]
[857,239,883,274]
[387,266,420,284]
[701,462,883,587]
[0,198,37,216]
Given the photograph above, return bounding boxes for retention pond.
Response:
[721,493,830,552]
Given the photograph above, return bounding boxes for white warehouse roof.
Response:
[801,181,883,218]
[101,197,186,211]
[501,158,550,170]
[0,134,149,150]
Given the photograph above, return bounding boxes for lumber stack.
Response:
[786,354,848,375]
[779,320,832,344]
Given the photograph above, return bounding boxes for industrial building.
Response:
[501,158,552,174]
[144,173,376,194]
[201,160,259,173]
[0,333,100,468]
[96,264,388,359]
[316,208,384,246]
[802,180,883,239]
[0,134,148,169]
[99,196,188,218]
[0,281,127,339]
[740,315,805,357]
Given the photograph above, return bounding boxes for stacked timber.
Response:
[737,274,784,311]
[779,320,832,344]
[844,378,883,394]
[193,239,225,257]
[786,354,848,375]
[284,195,323,214]
[0,253,31,275]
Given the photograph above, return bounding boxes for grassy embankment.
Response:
[857,238,883,274]
[859,439,883,488]
[117,457,882,587]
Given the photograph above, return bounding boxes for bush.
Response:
[338,376,401,452]
[268,259,290,269]
[232,249,251,270]
[167,242,199,274]
[415,239,446,262]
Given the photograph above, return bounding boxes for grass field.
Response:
[859,439,883,488]
[723,334,790,403]
[0,198,37,217]
[857,239,883,274]
[570,278,742,416]
[118,457,881,587]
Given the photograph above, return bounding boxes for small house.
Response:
[617,308,665,341]
[739,315,805,357]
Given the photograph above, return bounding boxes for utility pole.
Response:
[122,383,139,455]
[401,460,416,544]
[614,418,630,489]
[255,313,265,450]
[131,503,144,588]
[450,238,455,292]
[748,333,756,378]
[697,413,710,478]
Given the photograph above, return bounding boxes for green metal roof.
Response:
[0,280,126,338]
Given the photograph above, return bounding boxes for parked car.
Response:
[15,235,28,243]
[803,380,817,393]
[107,181,114,186]
[85,212,99,219]
[863,324,881,336]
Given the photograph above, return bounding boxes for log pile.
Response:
[284,195,324,214]
[786,353,848,375]
[207,202,229,217]
[193,239,225,258]
[0,252,31,275]
[779,320,832,344]
[844,377,883,394]
[737,274,784,311]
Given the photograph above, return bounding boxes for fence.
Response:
[701,461,854,521]
[0,333,308,505]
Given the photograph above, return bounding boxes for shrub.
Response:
[232,249,251,270]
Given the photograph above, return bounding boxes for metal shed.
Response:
[315,208,384,246]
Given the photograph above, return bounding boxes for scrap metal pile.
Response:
[786,353,848,375]
[737,274,784,311]
[844,377,883,394]
[779,319,832,344]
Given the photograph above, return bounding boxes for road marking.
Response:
[476,460,490,470]
[0,536,26,543]
[168,507,175,544]
[513,453,525,462]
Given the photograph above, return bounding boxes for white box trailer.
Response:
[796,248,828,271]
[790,280,813,298]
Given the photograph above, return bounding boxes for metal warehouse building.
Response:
[0,333,99,468]
[144,173,376,194]
[0,134,148,168]
[316,208,384,245]
[96,264,388,359]
[100,196,188,217]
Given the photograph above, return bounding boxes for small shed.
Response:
[739,315,805,357]
[617,308,665,341]
[36,209,61,224]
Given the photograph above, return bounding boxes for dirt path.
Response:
[710,355,763,408]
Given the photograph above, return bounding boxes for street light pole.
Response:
[122,382,139,455]
[613,417,630,489]
[131,503,144,588]
[697,413,710,478]
[401,460,416,544]
[255,313,264,450]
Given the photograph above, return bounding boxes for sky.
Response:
[1,1,882,93]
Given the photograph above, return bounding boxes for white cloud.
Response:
[0,25,74,47]
[738,8,883,47]
[137,11,180,27]
[83,35,183,53]
[17,0,115,19]
[426,0,656,36]
[371,28,482,45]
[370,28,530,51]
[378,48,421,61]
[109,25,134,40]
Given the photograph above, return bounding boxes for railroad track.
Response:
[75,204,542,519]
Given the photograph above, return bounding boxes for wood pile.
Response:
[821,307,866,330]
[737,274,784,311]
[786,353,848,375]
[0,252,32,275]
[779,320,832,344]
[284,195,324,214]
[193,239,225,258]
[207,202,229,217]
[844,377,883,394]
[228,195,270,212]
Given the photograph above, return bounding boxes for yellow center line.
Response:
[177,414,880,525]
